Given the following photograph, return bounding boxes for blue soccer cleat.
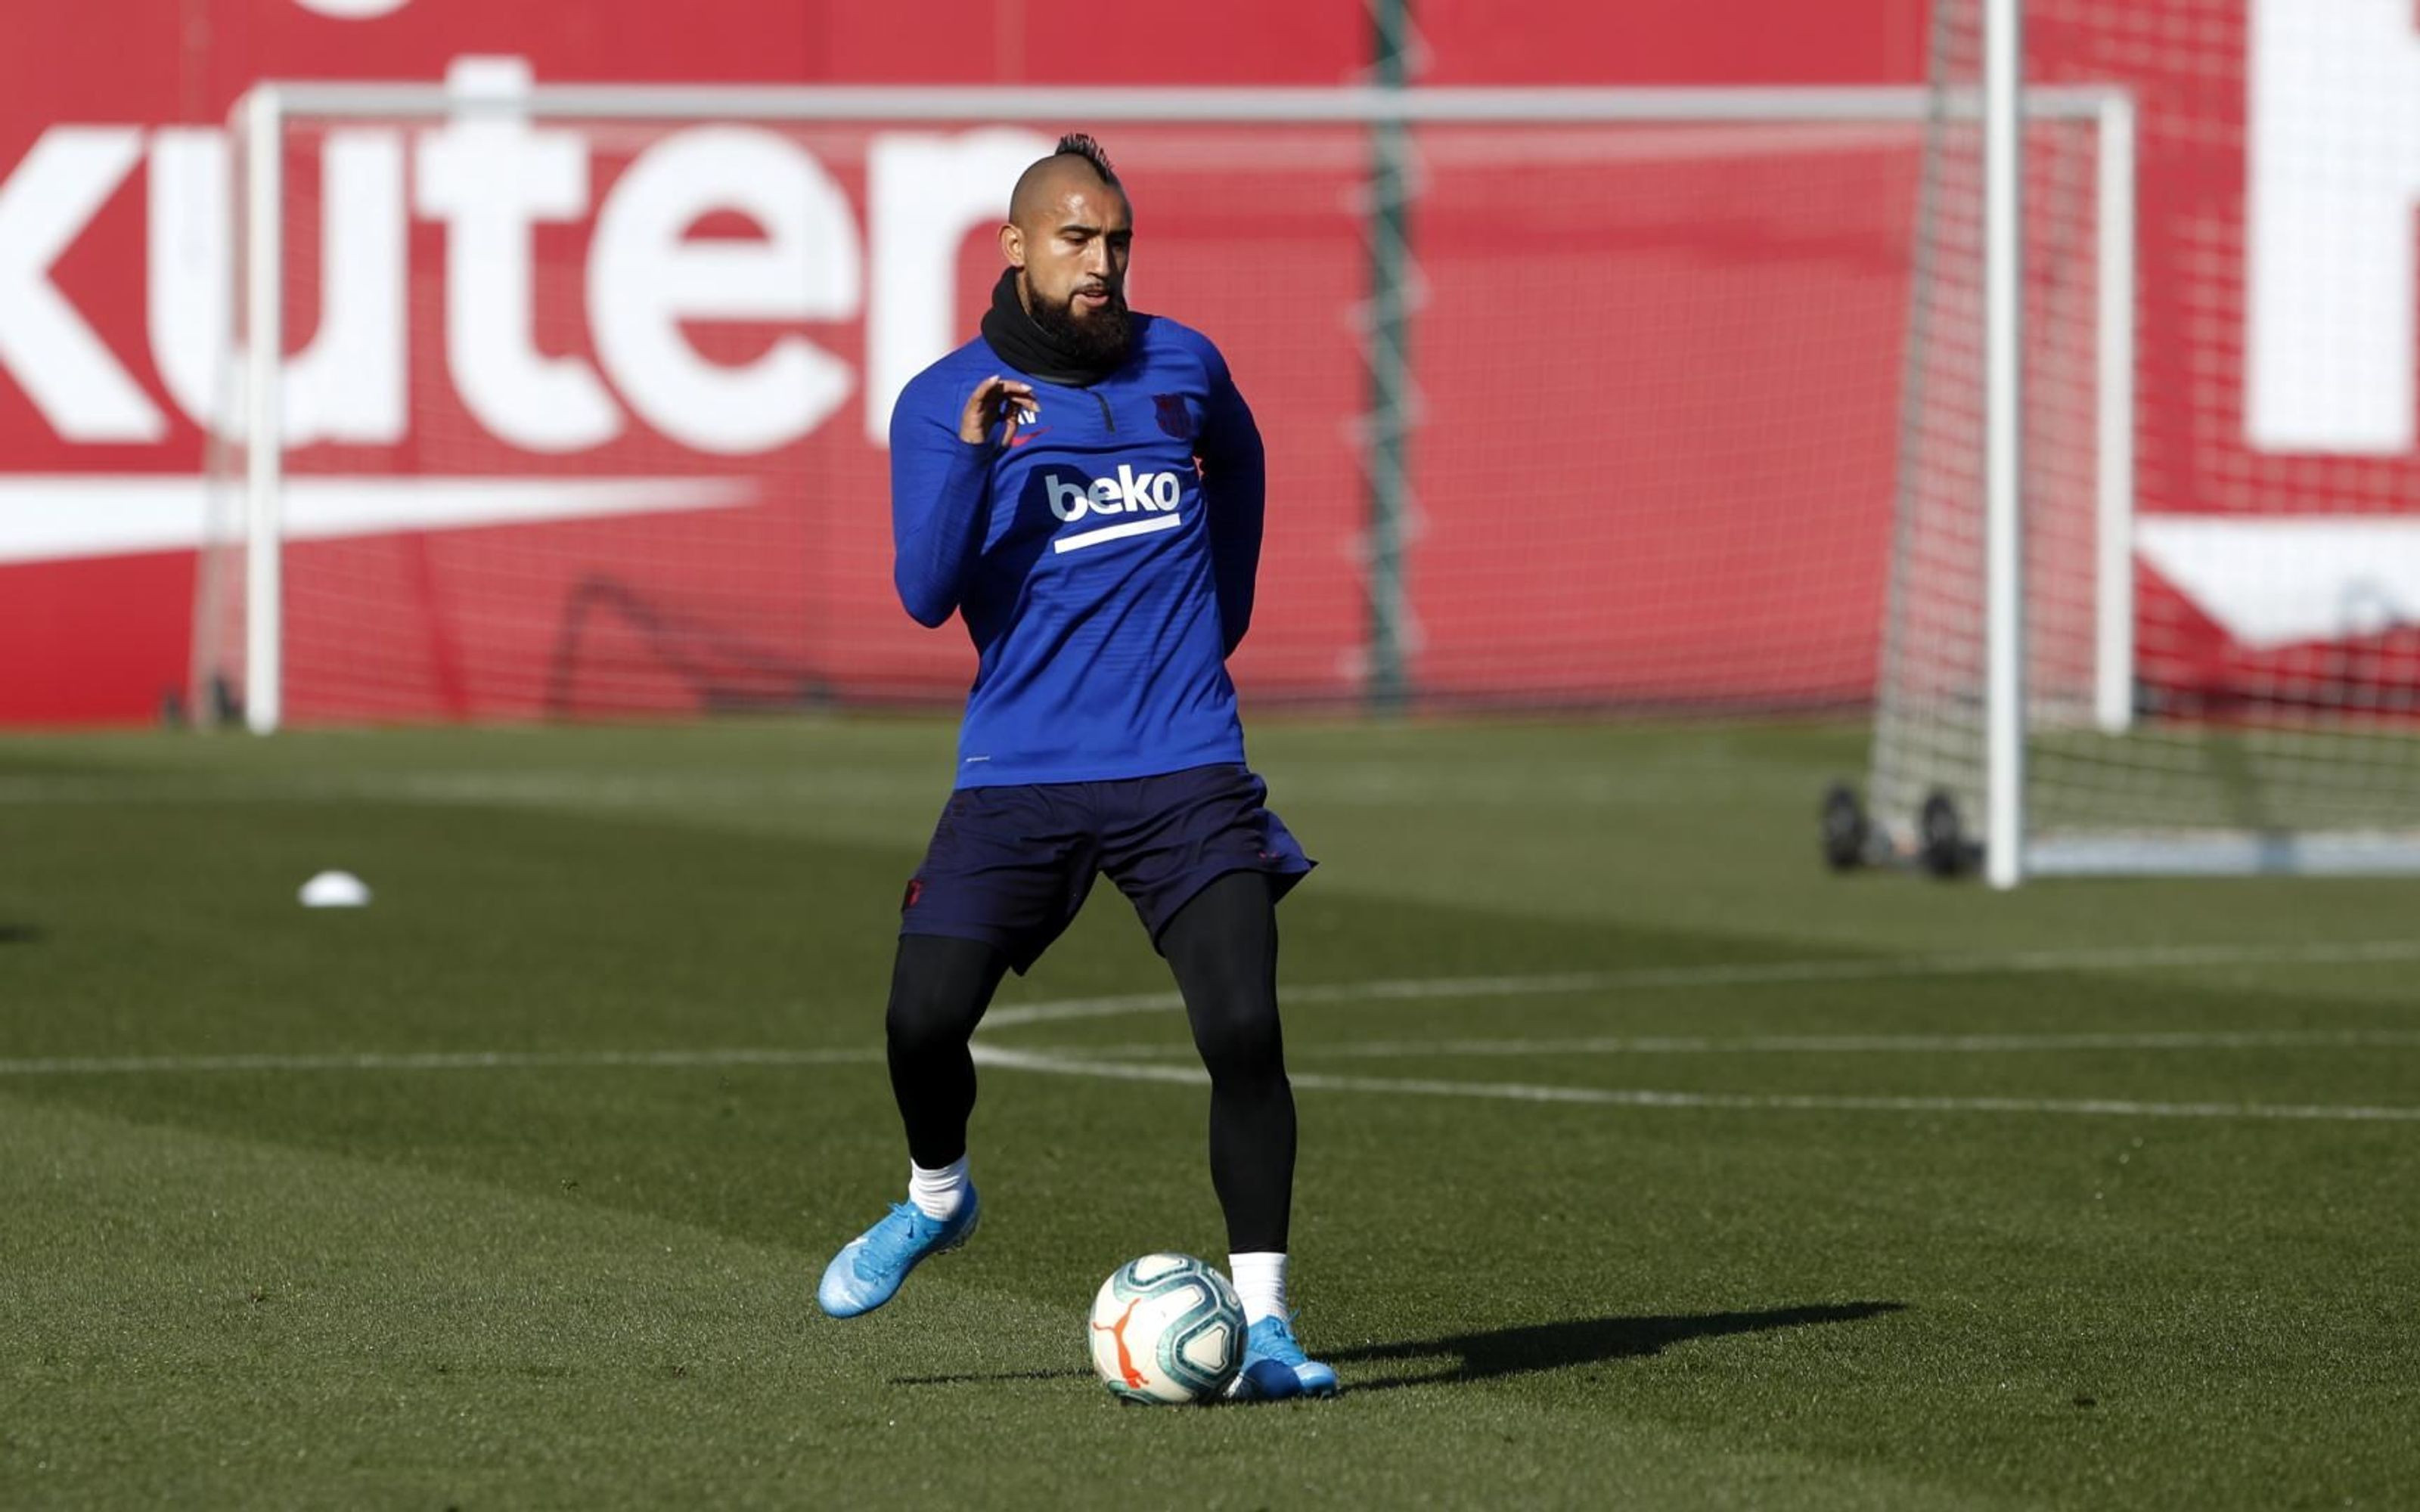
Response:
[1224,1314,1339,1401]
[815,1191,980,1318]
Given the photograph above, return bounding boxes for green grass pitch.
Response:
[3,717,2415,1508]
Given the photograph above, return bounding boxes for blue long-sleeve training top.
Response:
[889,314,1267,789]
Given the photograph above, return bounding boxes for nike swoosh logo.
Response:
[1006,427,1051,449]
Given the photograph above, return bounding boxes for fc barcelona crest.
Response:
[1153,393,1196,441]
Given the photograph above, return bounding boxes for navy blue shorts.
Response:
[899,764,1315,974]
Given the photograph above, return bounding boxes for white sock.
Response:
[1228,1251,1289,1325]
[908,1156,969,1220]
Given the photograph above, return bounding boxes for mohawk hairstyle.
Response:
[1054,132,1119,186]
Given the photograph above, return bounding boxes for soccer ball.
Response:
[1087,1253,1245,1405]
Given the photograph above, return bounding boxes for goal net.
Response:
[1866,0,2420,880]
[199,70,2113,733]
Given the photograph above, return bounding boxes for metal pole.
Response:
[265,80,2124,123]
[2093,91,2137,736]
[1984,0,2026,887]
[1366,0,1413,714]
[243,86,284,736]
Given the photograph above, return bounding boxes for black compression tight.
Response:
[882,870,1295,1253]
[1157,871,1295,1253]
[884,934,1009,1172]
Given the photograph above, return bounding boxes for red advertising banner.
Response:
[48,2,2412,729]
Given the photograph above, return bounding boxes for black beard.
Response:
[1026,284,1133,370]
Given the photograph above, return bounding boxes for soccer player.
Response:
[816,135,1336,1401]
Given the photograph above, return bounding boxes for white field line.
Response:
[968,1045,2420,1124]
[0,771,936,808]
[12,1027,2415,1082]
[1051,1029,2420,1061]
[12,1036,2413,1123]
[0,943,2410,1083]
[979,940,2420,1028]
[0,1046,883,1077]
[10,1032,2416,1124]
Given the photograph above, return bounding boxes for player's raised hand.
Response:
[960,375,1040,446]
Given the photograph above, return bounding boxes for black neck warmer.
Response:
[979,268,1135,386]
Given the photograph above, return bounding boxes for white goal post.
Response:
[1857,0,2420,885]
[215,73,2136,795]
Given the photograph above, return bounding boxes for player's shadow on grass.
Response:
[890,1302,1903,1392]
[1333,1300,1905,1393]
[0,923,42,945]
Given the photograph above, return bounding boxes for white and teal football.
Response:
[1087,1253,1245,1405]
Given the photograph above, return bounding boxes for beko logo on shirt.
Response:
[1044,466,1183,523]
